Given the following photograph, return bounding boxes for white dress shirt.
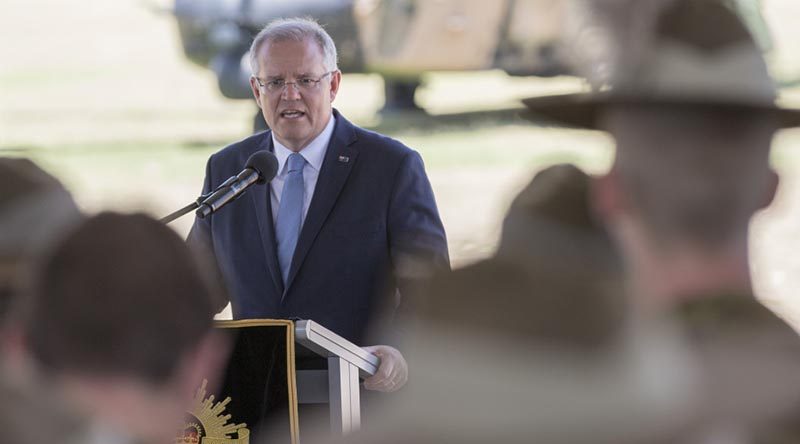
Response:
[270,114,336,224]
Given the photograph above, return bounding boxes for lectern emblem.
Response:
[176,379,250,444]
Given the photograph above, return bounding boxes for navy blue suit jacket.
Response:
[188,111,449,343]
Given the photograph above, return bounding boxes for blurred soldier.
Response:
[0,157,82,323]
[0,158,89,444]
[188,17,449,392]
[416,163,626,350]
[0,374,91,444]
[313,164,697,444]
[322,1,800,443]
[13,212,228,444]
[523,0,800,441]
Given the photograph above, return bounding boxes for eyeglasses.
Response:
[255,71,335,93]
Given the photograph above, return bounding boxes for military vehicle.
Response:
[172,0,770,129]
[173,0,571,127]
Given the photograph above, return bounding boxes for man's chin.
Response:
[273,131,312,151]
[275,120,310,133]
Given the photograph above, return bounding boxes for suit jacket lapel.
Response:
[284,112,358,293]
[251,134,285,295]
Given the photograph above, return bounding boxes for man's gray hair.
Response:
[249,17,339,76]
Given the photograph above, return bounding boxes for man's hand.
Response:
[362,345,408,393]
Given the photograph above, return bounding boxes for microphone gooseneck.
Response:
[196,151,278,219]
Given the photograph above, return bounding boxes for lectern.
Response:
[295,320,379,434]
[195,319,379,444]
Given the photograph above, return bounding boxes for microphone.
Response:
[196,151,279,219]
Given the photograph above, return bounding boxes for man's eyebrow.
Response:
[265,72,315,79]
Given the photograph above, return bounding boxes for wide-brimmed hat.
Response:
[522,0,800,129]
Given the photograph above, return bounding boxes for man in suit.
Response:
[188,18,449,392]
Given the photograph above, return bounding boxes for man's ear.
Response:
[759,168,780,210]
[590,169,627,222]
[175,331,231,399]
[249,76,263,109]
[329,70,342,103]
[0,320,33,376]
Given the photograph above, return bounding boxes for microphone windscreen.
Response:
[246,151,279,184]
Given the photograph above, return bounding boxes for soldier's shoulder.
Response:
[677,292,800,344]
[511,163,594,228]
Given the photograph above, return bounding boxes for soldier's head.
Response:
[0,158,81,326]
[589,0,782,252]
[525,0,790,235]
[595,103,778,252]
[248,18,341,152]
[18,212,224,387]
[15,212,228,444]
[522,0,796,300]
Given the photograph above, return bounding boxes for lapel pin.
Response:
[338,155,350,163]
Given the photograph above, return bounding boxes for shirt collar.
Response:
[272,114,336,175]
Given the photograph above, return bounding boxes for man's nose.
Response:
[282,82,302,100]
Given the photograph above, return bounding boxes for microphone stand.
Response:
[161,151,276,224]
[161,173,241,224]
[160,193,210,224]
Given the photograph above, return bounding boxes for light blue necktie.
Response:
[276,152,306,285]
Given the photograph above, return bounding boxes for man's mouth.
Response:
[280,110,306,119]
